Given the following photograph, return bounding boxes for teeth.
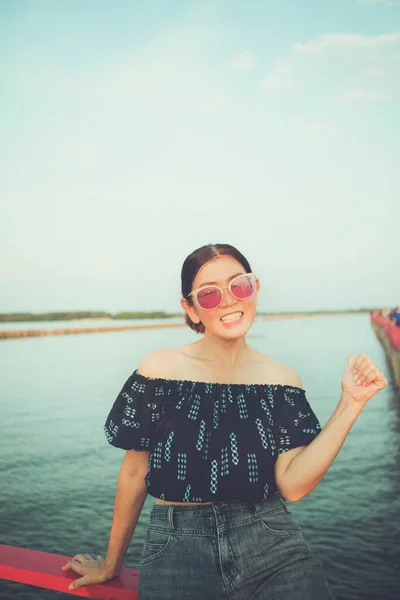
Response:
[221,312,243,323]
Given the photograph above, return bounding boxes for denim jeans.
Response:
[139,491,335,599]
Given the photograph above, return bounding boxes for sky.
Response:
[1,0,399,314]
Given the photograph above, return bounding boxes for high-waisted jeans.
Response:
[138,491,335,600]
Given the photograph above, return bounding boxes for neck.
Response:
[195,331,251,369]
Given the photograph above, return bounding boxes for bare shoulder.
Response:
[137,343,204,380]
[137,348,178,379]
[251,350,304,388]
[274,361,304,389]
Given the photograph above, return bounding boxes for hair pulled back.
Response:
[181,243,253,334]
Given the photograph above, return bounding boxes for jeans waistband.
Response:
[149,491,286,531]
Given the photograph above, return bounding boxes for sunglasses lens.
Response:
[196,287,222,310]
[231,275,256,300]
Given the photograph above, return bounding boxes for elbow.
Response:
[280,490,300,503]
[276,470,301,502]
[279,486,308,503]
[279,478,324,503]
[276,480,298,503]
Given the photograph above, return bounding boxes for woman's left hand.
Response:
[341,354,388,408]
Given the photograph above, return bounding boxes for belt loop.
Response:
[252,501,261,516]
[211,503,218,521]
[274,490,287,509]
[167,505,175,530]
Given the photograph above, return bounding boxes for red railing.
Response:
[370,312,400,352]
[0,545,139,599]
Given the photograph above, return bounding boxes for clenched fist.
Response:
[341,354,388,408]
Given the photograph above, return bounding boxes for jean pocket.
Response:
[259,509,303,536]
[140,526,173,565]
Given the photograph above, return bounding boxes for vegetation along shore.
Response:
[0,308,376,323]
[0,308,379,341]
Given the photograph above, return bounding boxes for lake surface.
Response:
[1,314,399,600]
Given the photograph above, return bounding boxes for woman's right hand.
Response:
[61,553,118,591]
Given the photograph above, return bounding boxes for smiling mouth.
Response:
[220,311,243,323]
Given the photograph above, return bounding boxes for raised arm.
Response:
[277,354,388,502]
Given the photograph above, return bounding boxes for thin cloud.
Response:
[310,121,337,135]
[203,98,228,112]
[262,60,299,93]
[230,50,255,72]
[263,32,400,104]
[293,32,400,55]
[333,88,392,104]
[90,257,119,274]
[357,0,400,5]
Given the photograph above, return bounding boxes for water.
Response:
[1,314,399,600]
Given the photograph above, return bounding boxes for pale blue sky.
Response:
[1,0,399,314]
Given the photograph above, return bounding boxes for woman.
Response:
[62,243,388,599]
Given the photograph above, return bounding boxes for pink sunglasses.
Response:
[187,273,257,311]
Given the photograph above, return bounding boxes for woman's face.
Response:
[181,255,260,338]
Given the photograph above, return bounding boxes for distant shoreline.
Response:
[0,322,187,340]
[0,311,370,340]
[0,308,376,324]
[73,311,367,322]
[262,311,366,321]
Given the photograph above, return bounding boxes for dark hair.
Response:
[181,243,253,334]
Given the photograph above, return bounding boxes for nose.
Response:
[221,286,236,306]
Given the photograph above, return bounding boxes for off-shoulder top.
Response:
[103,369,322,503]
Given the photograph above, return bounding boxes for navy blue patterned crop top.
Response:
[104,370,322,503]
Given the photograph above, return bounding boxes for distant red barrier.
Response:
[370,313,400,352]
[383,320,392,333]
[0,545,139,599]
[388,323,400,352]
